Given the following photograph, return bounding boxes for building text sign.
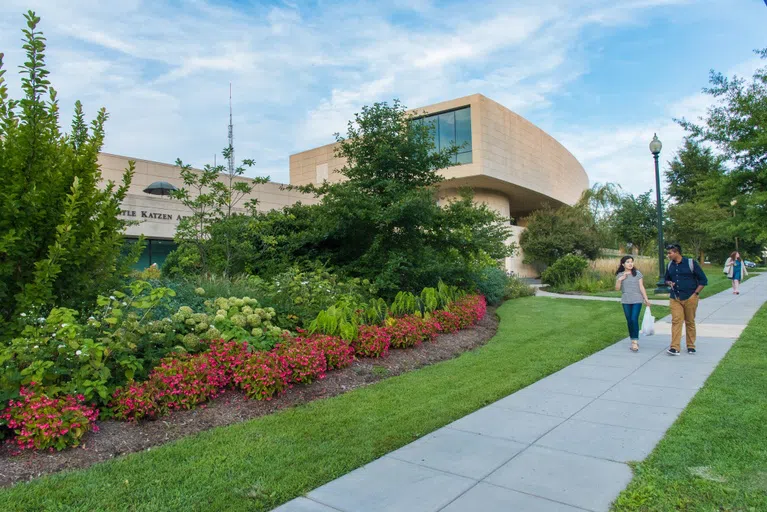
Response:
[119,209,187,221]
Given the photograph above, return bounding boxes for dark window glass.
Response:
[455,107,472,156]
[122,238,177,270]
[456,151,472,165]
[414,106,472,165]
[150,240,176,268]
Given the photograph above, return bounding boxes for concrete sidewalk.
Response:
[274,274,767,512]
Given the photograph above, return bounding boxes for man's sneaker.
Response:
[666,348,681,356]
[687,348,696,354]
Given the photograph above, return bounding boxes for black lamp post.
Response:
[650,134,669,294]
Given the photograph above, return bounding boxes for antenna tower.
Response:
[228,82,234,174]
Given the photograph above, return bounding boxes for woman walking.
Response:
[616,256,652,352]
[724,251,748,294]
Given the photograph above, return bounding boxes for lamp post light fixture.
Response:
[650,134,670,294]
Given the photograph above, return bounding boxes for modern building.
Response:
[99,152,318,268]
[102,93,588,275]
[290,94,589,276]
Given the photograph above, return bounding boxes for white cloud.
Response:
[0,0,727,189]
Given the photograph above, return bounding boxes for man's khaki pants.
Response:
[670,295,699,351]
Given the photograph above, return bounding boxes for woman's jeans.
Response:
[622,303,642,340]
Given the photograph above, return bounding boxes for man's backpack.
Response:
[667,258,695,273]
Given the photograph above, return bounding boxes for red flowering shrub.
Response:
[205,339,251,387]
[432,310,462,333]
[1,386,99,452]
[447,295,487,328]
[275,338,328,384]
[387,315,441,348]
[353,325,391,357]
[307,334,355,370]
[150,354,226,410]
[109,381,163,422]
[232,352,290,400]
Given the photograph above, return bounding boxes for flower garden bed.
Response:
[0,300,497,488]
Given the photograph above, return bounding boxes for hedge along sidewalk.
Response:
[0,297,657,512]
[613,283,767,511]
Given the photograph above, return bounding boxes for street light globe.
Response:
[649,133,662,155]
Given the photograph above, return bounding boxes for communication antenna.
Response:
[228,82,234,175]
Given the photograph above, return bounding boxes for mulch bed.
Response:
[0,307,498,488]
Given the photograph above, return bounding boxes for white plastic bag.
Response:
[641,307,655,336]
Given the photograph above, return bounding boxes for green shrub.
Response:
[541,255,589,287]
[470,266,509,306]
[505,276,535,299]
[0,12,136,329]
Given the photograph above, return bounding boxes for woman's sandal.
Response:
[630,341,639,352]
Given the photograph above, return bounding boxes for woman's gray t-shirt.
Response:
[618,270,644,304]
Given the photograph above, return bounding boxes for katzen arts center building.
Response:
[106,94,588,277]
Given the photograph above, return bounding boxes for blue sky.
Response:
[0,0,765,195]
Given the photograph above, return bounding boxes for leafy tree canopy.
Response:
[610,192,658,255]
[665,138,727,204]
[519,204,600,267]
[678,48,767,244]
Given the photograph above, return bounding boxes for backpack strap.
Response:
[668,258,695,273]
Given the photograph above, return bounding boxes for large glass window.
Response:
[414,106,472,165]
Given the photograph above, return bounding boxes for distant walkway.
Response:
[274,274,767,512]
[536,288,670,307]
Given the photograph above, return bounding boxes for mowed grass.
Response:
[613,303,767,511]
[1,298,669,512]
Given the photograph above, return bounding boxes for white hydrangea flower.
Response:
[20,313,27,317]
[76,350,82,356]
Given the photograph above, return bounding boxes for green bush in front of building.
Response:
[541,254,589,287]
[0,11,136,332]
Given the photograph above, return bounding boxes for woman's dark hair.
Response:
[616,256,637,276]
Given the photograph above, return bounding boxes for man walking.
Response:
[664,243,707,355]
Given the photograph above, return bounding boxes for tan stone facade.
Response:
[99,153,318,241]
[289,94,589,277]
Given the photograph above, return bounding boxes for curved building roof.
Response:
[289,93,589,218]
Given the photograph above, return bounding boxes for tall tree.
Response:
[0,11,134,325]
[576,182,623,249]
[665,138,726,203]
[307,101,512,295]
[611,192,657,255]
[666,201,729,263]
[678,48,767,244]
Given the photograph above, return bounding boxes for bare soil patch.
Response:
[0,308,498,488]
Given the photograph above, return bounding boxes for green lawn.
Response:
[612,302,767,511]
[0,298,668,512]
[592,265,751,300]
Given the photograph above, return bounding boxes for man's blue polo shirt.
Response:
[664,257,708,300]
